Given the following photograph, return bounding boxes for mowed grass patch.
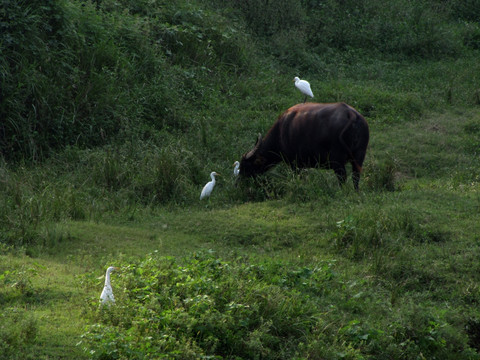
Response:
[0,254,87,359]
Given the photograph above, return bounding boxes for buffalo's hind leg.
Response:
[352,167,361,191]
[351,150,367,191]
[333,165,347,187]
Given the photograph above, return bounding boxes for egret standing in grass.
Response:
[233,161,240,177]
[100,266,119,305]
[294,76,314,103]
[200,172,220,200]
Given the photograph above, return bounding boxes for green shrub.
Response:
[79,253,333,359]
[79,251,480,359]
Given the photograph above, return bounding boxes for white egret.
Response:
[100,266,119,305]
[200,171,220,200]
[293,76,314,103]
[233,161,240,177]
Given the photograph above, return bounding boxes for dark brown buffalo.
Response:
[239,102,369,189]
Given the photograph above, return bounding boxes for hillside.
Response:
[1,0,480,359]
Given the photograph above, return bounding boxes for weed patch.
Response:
[0,309,38,360]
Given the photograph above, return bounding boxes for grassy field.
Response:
[1,107,480,359]
[2,0,480,358]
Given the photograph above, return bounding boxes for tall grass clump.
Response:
[363,154,399,191]
[331,204,451,261]
[82,139,206,206]
[129,142,203,205]
[0,0,254,161]
[0,310,38,360]
[0,139,207,248]
[0,160,86,247]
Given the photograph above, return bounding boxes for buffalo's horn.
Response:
[256,133,262,146]
[245,133,262,159]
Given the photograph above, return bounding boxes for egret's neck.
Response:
[210,174,216,182]
[105,272,111,287]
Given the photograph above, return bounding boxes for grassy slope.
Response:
[2,1,480,358]
[1,108,479,358]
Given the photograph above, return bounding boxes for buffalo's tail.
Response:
[339,109,363,173]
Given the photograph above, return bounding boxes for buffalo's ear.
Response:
[254,156,265,167]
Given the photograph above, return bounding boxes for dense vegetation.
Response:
[1,0,480,359]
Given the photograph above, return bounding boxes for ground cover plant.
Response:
[1,0,480,359]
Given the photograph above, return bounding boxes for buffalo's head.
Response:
[239,134,268,177]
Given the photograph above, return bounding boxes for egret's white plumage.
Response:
[200,172,220,200]
[100,266,119,305]
[294,76,314,103]
[233,161,240,177]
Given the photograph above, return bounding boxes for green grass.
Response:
[1,107,480,357]
[2,0,480,358]
[2,97,480,359]
[1,187,479,358]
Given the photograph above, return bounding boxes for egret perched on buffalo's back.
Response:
[233,161,240,177]
[100,266,119,305]
[294,76,314,103]
[200,172,220,200]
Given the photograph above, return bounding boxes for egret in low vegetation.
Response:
[294,76,314,103]
[200,172,220,200]
[100,266,119,305]
[233,161,240,177]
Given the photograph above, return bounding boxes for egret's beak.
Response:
[113,267,120,271]
[216,173,221,177]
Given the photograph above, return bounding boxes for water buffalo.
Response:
[239,102,369,190]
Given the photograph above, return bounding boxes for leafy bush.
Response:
[79,251,480,359]
[79,252,334,359]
